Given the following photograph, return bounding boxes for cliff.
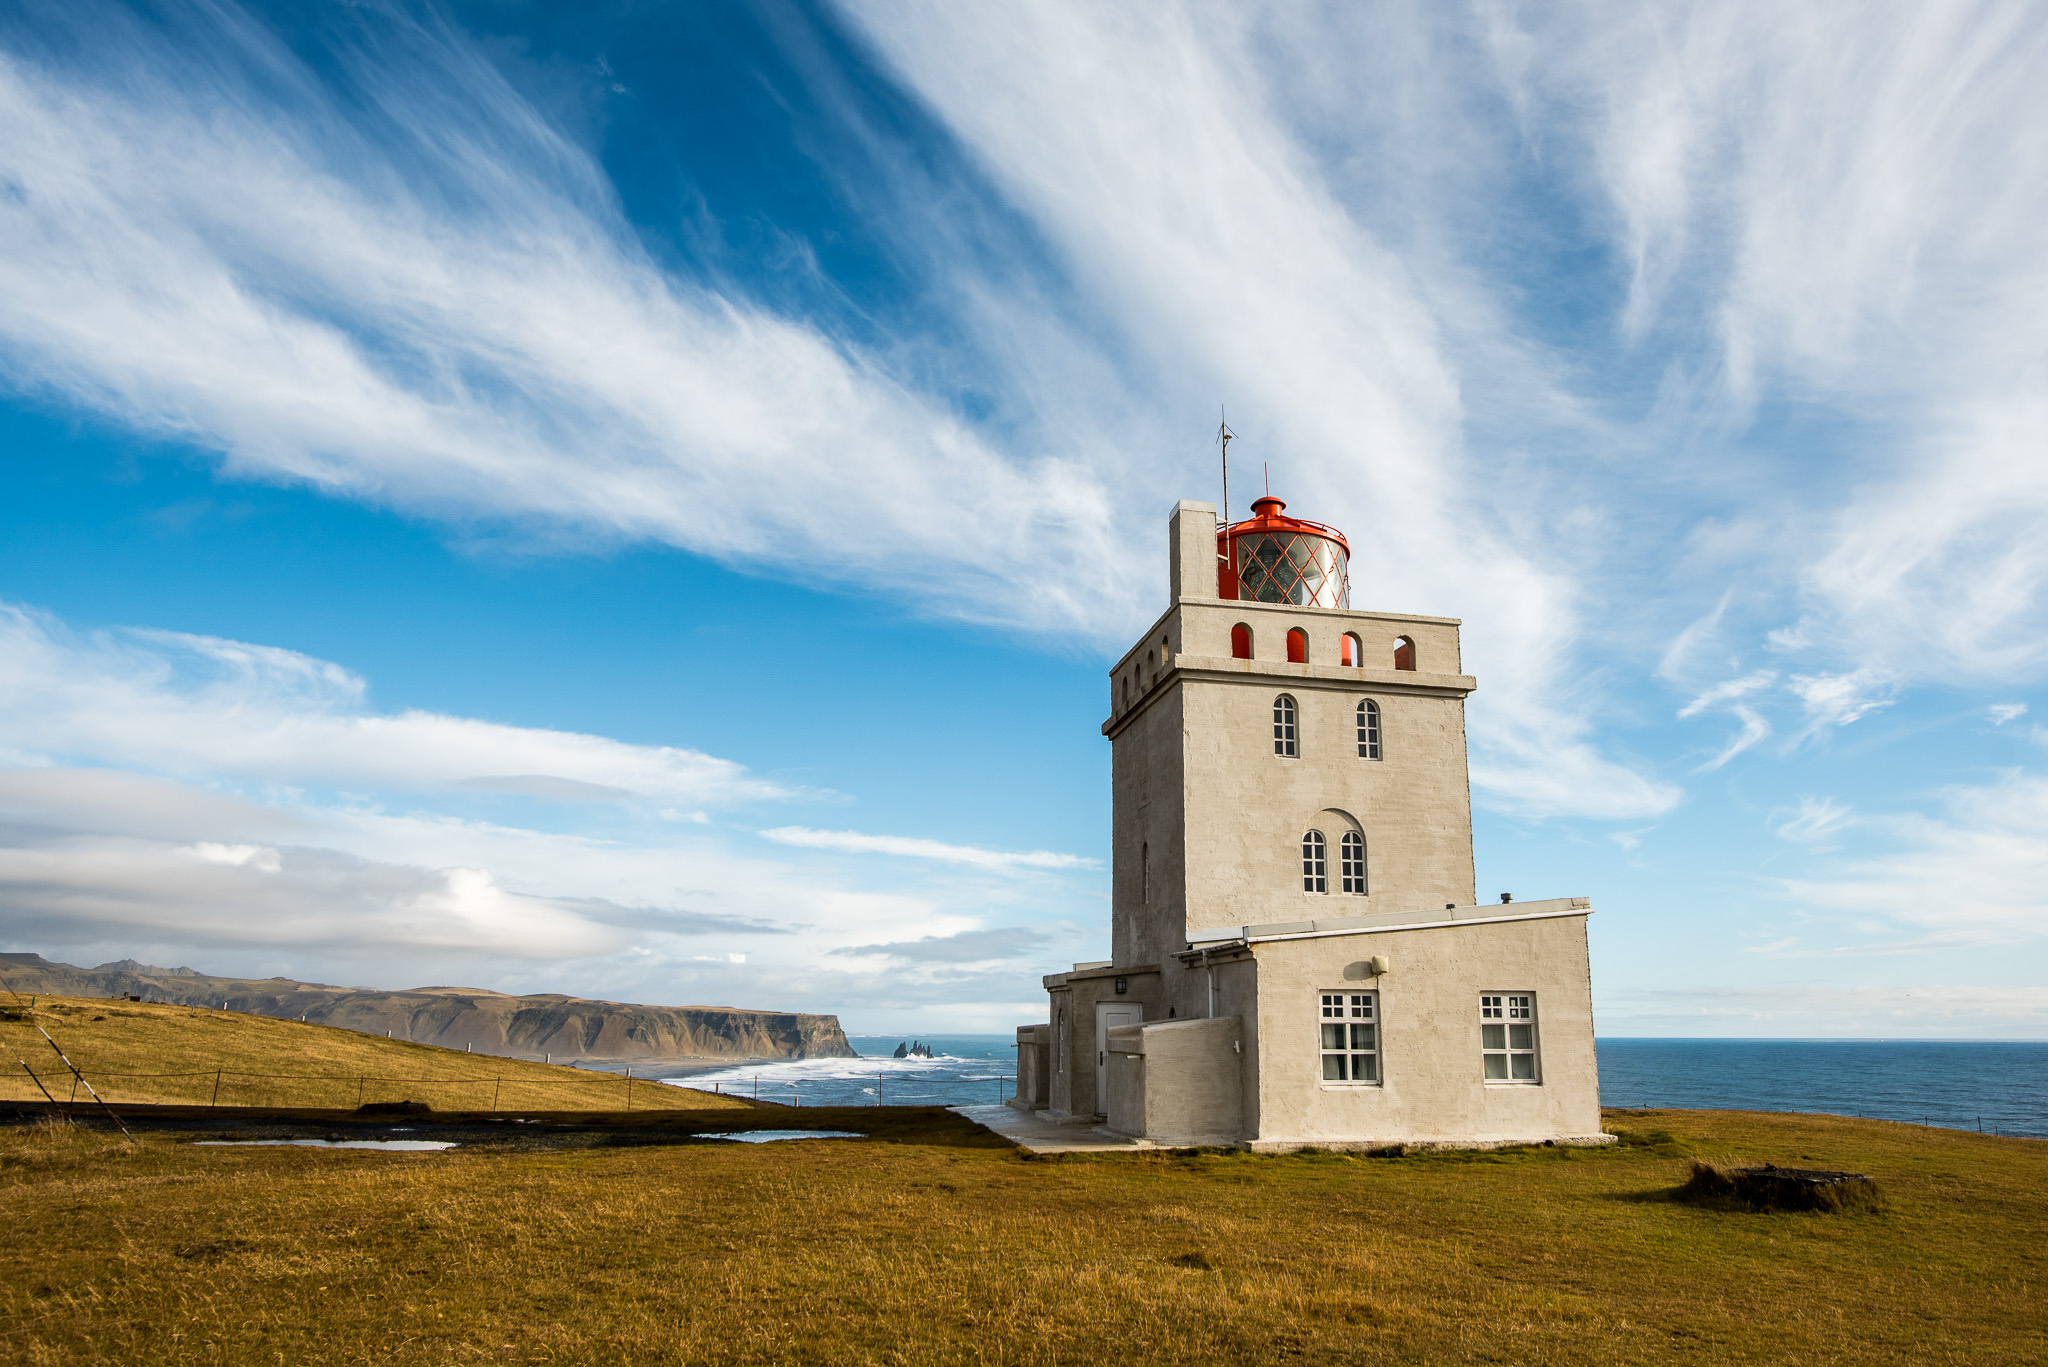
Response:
[0,954,856,1064]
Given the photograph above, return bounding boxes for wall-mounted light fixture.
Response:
[1113,976,1128,995]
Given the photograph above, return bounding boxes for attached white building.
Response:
[1012,497,1608,1151]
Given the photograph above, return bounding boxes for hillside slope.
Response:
[1,996,751,1110]
[0,954,854,1064]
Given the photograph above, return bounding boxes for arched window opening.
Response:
[1160,637,1171,669]
[1121,676,1131,711]
[1272,694,1298,757]
[1357,699,1382,760]
[1340,831,1366,894]
[1231,623,1253,659]
[1393,635,1417,671]
[1287,628,1309,664]
[1341,633,1362,668]
[1302,830,1328,893]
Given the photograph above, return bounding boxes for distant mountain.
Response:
[0,954,855,1064]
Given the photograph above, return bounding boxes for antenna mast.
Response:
[1217,408,1235,528]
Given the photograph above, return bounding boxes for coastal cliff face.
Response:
[0,954,856,1063]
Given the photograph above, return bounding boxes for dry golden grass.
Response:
[1,1105,2042,1365]
[0,996,747,1112]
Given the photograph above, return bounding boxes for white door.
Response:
[1095,1000,1142,1113]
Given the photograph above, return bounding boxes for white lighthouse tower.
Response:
[1013,497,1608,1151]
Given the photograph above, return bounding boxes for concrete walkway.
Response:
[950,1104,1152,1154]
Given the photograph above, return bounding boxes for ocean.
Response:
[660,1035,2048,1137]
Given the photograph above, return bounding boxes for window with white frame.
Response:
[1273,694,1298,756]
[1480,993,1539,1082]
[1340,831,1366,894]
[1320,991,1379,1083]
[1301,830,1327,892]
[1357,699,1381,760]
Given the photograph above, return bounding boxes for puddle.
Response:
[702,1130,864,1144]
[194,1139,458,1151]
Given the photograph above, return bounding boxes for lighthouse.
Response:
[1012,497,1608,1152]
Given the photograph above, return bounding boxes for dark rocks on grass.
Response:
[1678,1159,1879,1212]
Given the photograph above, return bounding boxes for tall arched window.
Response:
[1340,831,1366,894]
[1357,699,1382,760]
[1231,623,1252,659]
[1287,628,1308,664]
[1273,694,1298,756]
[1302,830,1328,893]
[1341,633,1362,667]
[1393,635,1417,671]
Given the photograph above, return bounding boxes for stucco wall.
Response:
[1245,910,1605,1148]
[1103,1015,1244,1145]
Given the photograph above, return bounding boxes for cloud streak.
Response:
[759,826,1095,871]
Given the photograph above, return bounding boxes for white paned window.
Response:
[1480,994,1539,1082]
[1273,694,1298,756]
[1357,699,1381,760]
[1301,831,1328,892]
[1340,831,1366,894]
[1319,991,1379,1083]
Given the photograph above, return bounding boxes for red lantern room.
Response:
[1218,495,1351,609]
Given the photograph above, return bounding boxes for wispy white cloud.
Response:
[1678,670,1776,719]
[1778,771,2048,938]
[1773,795,1853,846]
[1790,669,1895,732]
[0,602,787,806]
[1990,702,2028,726]
[1695,705,1770,773]
[0,2,1131,638]
[759,826,1094,871]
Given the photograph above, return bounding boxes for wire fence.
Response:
[7,1065,1016,1112]
[7,1064,688,1112]
[700,1076,1014,1108]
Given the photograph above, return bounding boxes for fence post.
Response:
[626,1069,633,1113]
[211,1069,222,1107]
[493,1077,502,1111]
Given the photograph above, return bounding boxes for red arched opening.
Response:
[1231,624,1253,659]
[1393,636,1417,671]
[1287,628,1309,664]
[1341,633,1361,667]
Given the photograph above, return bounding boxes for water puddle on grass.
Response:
[703,1130,863,1144]
[194,1139,458,1151]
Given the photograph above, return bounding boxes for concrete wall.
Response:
[1244,909,1605,1149]
[1041,966,1159,1120]
[1013,1024,1050,1111]
[1103,1015,1244,1145]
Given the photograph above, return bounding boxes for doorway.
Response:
[1095,999,1142,1115]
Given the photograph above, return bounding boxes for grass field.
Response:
[0,996,749,1113]
[3,1100,2043,1365]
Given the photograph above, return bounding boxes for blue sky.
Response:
[2,0,2045,1036]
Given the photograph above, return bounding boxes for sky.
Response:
[2,0,2045,1037]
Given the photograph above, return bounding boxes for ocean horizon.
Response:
[660,1034,2048,1137]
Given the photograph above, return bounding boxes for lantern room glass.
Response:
[1227,531,1349,609]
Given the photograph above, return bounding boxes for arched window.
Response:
[1340,831,1366,894]
[1120,676,1131,711]
[1393,635,1417,671]
[1231,623,1253,659]
[1301,830,1328,893]
[1160,637,1171,669]
[1357,699,1382,760]
[1341,633,1362,667]
[1287,628,1308,664]
[1272,694,1298,756]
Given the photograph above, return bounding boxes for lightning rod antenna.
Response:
[1217,407,1235,529]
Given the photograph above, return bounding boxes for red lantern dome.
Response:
[1218,496,1350,608]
